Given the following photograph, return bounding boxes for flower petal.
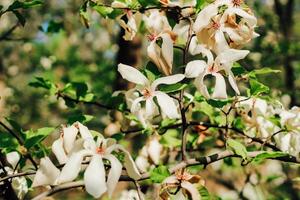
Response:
[131,96,145,114]
[56,151,88,184]
[103,154,122,198]
[214,30,229,53]
[147,42,162,72]
[84,154,107,198]
[194,4,218,33]
[217,49,249,66]
[185,60,207,78]
[147,137,162,165]
[228,70,240,95]
[161,33,174,75]
[6,151,20,169]
[155,91,180,119]
[32,157,60,187]
[118,63,149,86]
[151,74,185,90]
[181,181,201,200]
[145,98,156,118]
[52,137,68,164]
[77,122,93,139]
[63,125,78,154]
[212,73,227,99]
[194,73,210,99]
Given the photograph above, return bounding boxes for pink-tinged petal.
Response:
[77,122,93,139]
[32,157,60,187]
[147,137,162,165]
[63,125,78,154]
[194,4,218,33]
[56,151,88,184]
[161,33,174,74]
[223,27,243,42]
[228,71,240,95]
[103,154,122,198]
[212,73,227,99]
[185,60,207,78]
[118,63,149,86]
[155,91,180,119]
[227,7,257,27]
[162,175,178,184]
[84,154,107,198]
[181,181,201,200]
[151,74,185,90]
[52,138,68,164]
[83,138,97,152]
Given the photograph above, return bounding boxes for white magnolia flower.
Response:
[144,10,176,75]
[185,46,249,99]
[56,135,141,198]
[118,63,184,119]
[161,170,204,200]
[112,1,138,41]
[275,132,300,157]
[52,122,93,164]
[193,1,258,53]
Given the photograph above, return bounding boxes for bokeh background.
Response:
[0,0,299,199]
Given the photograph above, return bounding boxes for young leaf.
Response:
[24,127,55,149]
[227,138,247,160]
[249,68,281,77]
[7,0,43,11]
[249,79,269,96]
[207,99,232,108]
[159,83,187,93]
[252,151,288,164]
[150,165,170,183]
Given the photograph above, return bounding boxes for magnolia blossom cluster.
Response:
[236,98,300,156]
[115,0,258,124]
[32,122,141,198]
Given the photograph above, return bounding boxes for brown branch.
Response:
[0,23,19,41]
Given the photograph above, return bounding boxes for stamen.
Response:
[232,0,243,7]
[142,88,152,98]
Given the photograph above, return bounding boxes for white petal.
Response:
[6,151,20,169]
[118,63,149,86]
[56,151,87,184]
[212,73,227,99]
[155,91,180,119]
[190,43,214,66]
[32,157,60,187]
[147,137,162,165]
[228,71,240,95]
[77,122,93,139]
[131,96,145,114]
[162,175,178,184]
[84,154,107,198]
[181,181,201,200]
[173,189,186,200]
[194,73,210,99]
[151,74,185,90]
[161,33,174,75]
[217,49,249,66]
[194,4,219,33]
[52,138,68,164]
[214,30,229,53]
[185,60,207,78]
[103,154,122,198]
[145,98,156,118]
[63,125,78,154]
[147,42,162,72]
[227,8,257,27]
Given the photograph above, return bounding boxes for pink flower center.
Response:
[211,21,221,30]
[232,0,243,7]
[142,88,153,98]
[176,172,190,181]
[96,147,105,155]
[208,64,218,73]
[147,33,157,42]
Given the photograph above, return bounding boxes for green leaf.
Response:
[149,165,170,183]
[252,151,288,164]
[198,186,211,200]
[160,129,181,148]
[249,68,281,78]
[111,133,125,141]
[90,2,113,17]
[160,118,177,129]
[232,63,247,76]
[137,0,159,7]
[28,77,56,94]
[207,99,232,108]
[5,118,26,140]
[232,117,246,131]
[159,83,187,93]
[67,113,94,124]
[227,138,247,160]
[45,20,64,33]
[24,127,55,149]
[7,0,42,10]
[0,133,19,152]
[249,79,269,96]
